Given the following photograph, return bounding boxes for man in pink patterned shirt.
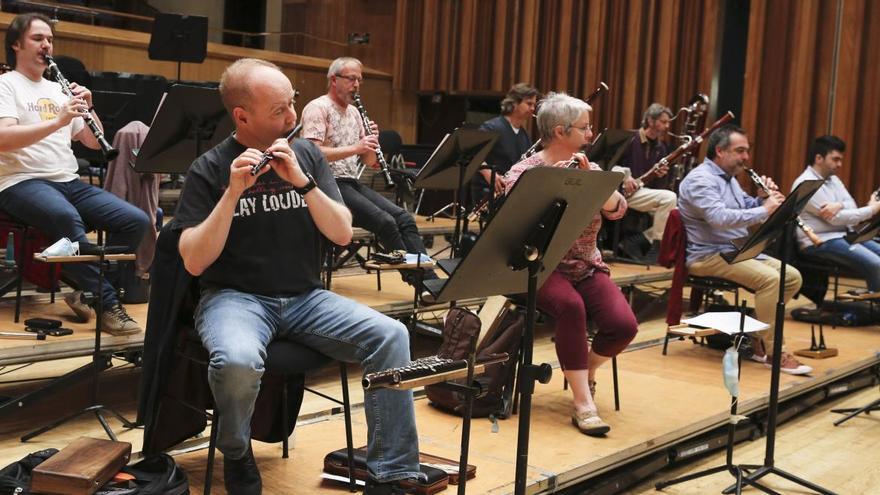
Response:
[504,92,638,436]
[300,57,435,289]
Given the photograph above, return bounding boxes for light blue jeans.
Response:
[802,238,880,292]
[195,286,422,483]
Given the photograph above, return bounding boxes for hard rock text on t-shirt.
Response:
[234,190,308,218]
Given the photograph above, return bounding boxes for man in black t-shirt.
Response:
[471,83,539,207]
[174,58,420,495]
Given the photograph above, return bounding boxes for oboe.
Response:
[745,168,823,246]
[43,55,118,160]
[352,93,393,186]
[250,123,302,176]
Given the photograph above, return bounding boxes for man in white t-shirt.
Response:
[0,13,150,334]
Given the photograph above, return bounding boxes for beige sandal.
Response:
[571,409,610,436]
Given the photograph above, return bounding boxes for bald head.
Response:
[219,58,283,114]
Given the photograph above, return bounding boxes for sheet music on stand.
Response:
[682,312,769,335]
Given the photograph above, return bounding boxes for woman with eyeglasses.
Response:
[503,92,638,436]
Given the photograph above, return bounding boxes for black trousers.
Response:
[336,179,427,255]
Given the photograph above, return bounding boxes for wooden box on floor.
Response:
[30,437,131,495]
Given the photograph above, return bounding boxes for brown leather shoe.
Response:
[64,290,92,323]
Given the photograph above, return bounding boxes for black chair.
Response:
[374,130,421,211]
[194,338,357,494]
[0,211,64,322]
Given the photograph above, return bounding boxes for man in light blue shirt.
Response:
[678,125,810,375]
[792,135,880,291]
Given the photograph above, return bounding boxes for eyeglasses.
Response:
[568,123,593,134]
[335,74,363,84]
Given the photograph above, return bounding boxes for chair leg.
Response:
[282,375,289,459]
[832,269,840,329]
[612,356,620,411]
[205,410,219,495]
[339,363,357,492]
[14,226,26,323]
[662,332,670,355]
[49,264,56,304]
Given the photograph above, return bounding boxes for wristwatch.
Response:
[294,171,317,196]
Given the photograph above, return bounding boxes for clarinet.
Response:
[250,123,302,176]
[352,93,393,186]
[43,55,118,160]
[745,168,823,246]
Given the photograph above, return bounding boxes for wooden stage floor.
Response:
[1,262,878,493]
[170,310,879,494]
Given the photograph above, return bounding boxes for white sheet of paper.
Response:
[320,473,365,486]
[682,312,769,335]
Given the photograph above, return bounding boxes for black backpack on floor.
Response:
[426,306,524,418]
[0,448,58,495]
[96,454,188,495]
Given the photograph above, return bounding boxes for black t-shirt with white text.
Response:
[173,135,344,296]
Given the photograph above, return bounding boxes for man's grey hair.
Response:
[641,103,673,128]
[536,92,592,142]
[706,124,747,159]
[327,57,362,79]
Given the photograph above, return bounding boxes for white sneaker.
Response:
[749,352,767,364]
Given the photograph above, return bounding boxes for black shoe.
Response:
[364,479,414,495]
[643,240,660,264]
[620,233,650,261]
[224,447,262,495]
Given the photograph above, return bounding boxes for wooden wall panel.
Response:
[742,0,880,202]
[395,0,721,136]
[0,12,409,141]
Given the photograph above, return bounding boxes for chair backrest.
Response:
[53,55,92,87]
[378,130,403,158]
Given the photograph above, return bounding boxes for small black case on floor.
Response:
[24,318,62,330]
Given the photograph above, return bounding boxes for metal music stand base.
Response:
[831,397,880,426]
[18,248,139,443]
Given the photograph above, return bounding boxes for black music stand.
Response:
[0,246,140,442]
[827,213,880,426]
[587,128,633,170]
[415,128,498,257]
[148,13,208,82]
[425,167,623,495]
[657,302,766,494]
[660,179,833,494]
[135,85,232,174]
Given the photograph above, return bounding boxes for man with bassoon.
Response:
[615,103,677,262]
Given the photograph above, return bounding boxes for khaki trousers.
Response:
[688,254,802,350]
[626,187,676,242]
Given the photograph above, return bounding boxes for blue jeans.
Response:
[0,179,150,306]
[195,286,422,483]
[802,237,880,292]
